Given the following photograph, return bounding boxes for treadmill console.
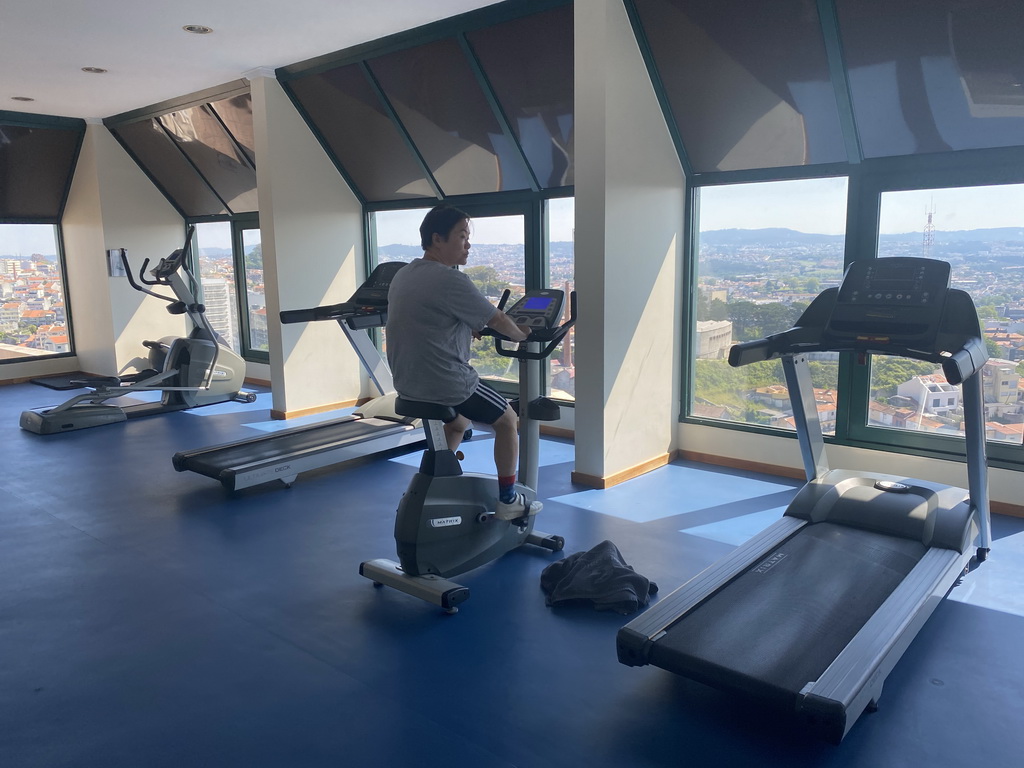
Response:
[349,261,406,307]
[504,289,565,330]
[280,261,406,328]
[826,257,951,343]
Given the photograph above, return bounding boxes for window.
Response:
[193,222,239,353]
[370,197,572,400]
[191,218,266,362]
[0,224,71,361]
[370,207,527,388]
[547,197,575,401]
[867,183,1024,447]
[690,177,848,433]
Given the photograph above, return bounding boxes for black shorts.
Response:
[450,381,508,425]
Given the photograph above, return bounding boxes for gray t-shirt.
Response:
[386,258,497,405]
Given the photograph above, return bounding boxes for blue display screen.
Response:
[522,296,554,311]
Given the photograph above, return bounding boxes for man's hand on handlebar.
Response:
[483,309,530,343]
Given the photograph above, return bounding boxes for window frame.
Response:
[681,145,1024,473]
[365,189,572,402]
[0,112,84,366]
[187,213,268,364]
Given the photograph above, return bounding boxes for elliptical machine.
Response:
[360,288,577,613]
[21,226,256,435]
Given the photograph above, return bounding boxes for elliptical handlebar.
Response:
[122,225,198,305]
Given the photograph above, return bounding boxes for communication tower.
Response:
[923,200,936,258]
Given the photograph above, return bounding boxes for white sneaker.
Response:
[494,492,543,521]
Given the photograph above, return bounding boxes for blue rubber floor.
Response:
[2,380,1023,767]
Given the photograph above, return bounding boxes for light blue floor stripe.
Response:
[682,506,789,546]
[242,402,359,432]
[949,529,1024,619]
[549,464,796,523]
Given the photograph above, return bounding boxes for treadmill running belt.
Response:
[650,522,926,706]
[181,419,398,475]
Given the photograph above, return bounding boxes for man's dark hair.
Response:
[420,205,470,250]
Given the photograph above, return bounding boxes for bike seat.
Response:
[395,398,457,422]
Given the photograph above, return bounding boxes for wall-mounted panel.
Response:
[632,0,847,172]
[158,105,258,213]
[0,120,84,219]
[368,38,534,195]
[109,119,228,217]
[210,94,257,166]
[467,4,574,188]
[837,0,1024,158]
[285,65,436,202]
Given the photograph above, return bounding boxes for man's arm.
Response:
[485,308,530,342]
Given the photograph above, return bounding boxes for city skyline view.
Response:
[8,177,1024,256]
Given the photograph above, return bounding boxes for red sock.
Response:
[498,475,516,502]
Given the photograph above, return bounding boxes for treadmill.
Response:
[172,262,422,491]
[617,257,992,743]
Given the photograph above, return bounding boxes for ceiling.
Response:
[1,0,503,121]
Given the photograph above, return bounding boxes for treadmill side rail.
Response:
[796,543,974,743]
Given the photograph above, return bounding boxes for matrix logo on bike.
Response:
[430,516,462,528]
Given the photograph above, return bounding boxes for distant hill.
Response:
[702,227,1024,246]
[377,241,573,259]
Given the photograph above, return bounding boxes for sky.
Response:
[5,181,1024,256]
[698,177,1024,235]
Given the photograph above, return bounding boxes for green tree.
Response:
[985,337,1002,358]
[245,244,262,270]
[464,265,507,298]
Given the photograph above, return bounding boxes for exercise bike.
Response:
[360,287,577,613]
[20,226,256,435]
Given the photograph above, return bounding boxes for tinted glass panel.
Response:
[371,208,527,387]
[209,94,256,166]
[111,119,227,217]
[870,184,1024,446]
[287,66,435,202]
[158,105,258,213]
[632,0,846,172]
[0,224,71,361]
[194,221,240,353]
[547,197,575,401]
[692,178,848,432]
[837,0,1024,158]
[368,39,533,195]
[467,5,574,188]
[241,227,267,353]
[0,123,81,218]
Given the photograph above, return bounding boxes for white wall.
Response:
[248,74,366,417]
[680,422,1020,508]
[573,0,686,483]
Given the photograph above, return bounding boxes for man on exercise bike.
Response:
[386,205,542,521]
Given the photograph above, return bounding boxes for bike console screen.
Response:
[505,289,565,330]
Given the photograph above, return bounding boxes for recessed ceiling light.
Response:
[183,24,213,34]
[11,96,35,102]
[81,67,108,74]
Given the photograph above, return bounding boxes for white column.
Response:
[572,0,686,486]
[247,71,367,418]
